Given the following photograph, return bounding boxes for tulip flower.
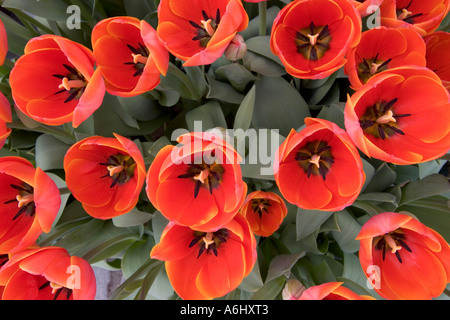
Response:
[0,92,11,149]
[270,0,362,79]
[0,246,96,300]
[274,118,365,211]
[344,27,426,90]
[63,133,146,219]
[91,16,169,97]
[424,31,450,92]
[0,18,7,66]
[239,190,288,237]
[357,212,450,300]
[150,214,257,300]
[298,282,375,300]
[0,157,61,254]
[344,66,450,165]
[157,0,249,66]
[9,35,105,128]
[379,0,450,36]
[146,132,247,232]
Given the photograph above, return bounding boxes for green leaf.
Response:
[35,134,71,171]
[331,210,362,253]
[233,85,256,131]
[399,174,450,205]
[121,239,155,279]
[265,251,305,283]
[3,0,73,21]
[250,276,286,300]
[245,36,282,66]
[185,101,228,132]
[252,76,310,137]
[112,208,153,228]
[215,63,257,92]
[296,209,334,241]
[243,51,286,77]
[206,75,245,104]
[117,95,162,122]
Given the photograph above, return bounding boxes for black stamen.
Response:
[189,20,202,29]
[194,180,202,199]
[63,64,79,75]
[215,9,221,24]
[64,90,79,103]
[202,10,209,21]
[395,251,402,263]
[397,239,412,253]
[378,125,386,140]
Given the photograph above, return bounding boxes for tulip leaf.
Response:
[233,84,256,131]
[399,174,450,206]
[215,63,257,93]
[3,0,71,21]
[250,276,286,300]
[121,239,155,279]
[243,51,287,77]
[331,209,362,253]
[296,208,334,241]
[252,76,310,137]
[35,134,71,171]
[265,251,305,283]
[112,208,154,228]
[185,101,228,132]
[206,75,245,104]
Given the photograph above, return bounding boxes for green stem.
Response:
[59,187,72,195]
[258,1,267,36]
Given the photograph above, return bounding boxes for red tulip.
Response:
[0,157,61,254]
[357,212,450,300]
[63,134,146,219]
[274,118,365,211]
[344,26,426,90]
[91,16,169,97]
[146,132,247,232]
[239,190,288,237]
[0,246,96,300]
[298,282,375,300]
[270,0,362,79]
[150,214,257,300]
[0,92,11,150]
[344,66,450,165]
[424,31,450,92]
[379,0,450,36]
[157,0,249,66]
[9,35,105,128]
[0,18,7,66]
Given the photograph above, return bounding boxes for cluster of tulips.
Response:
[0,0,449,300]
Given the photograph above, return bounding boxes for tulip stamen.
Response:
[374,230,412,264]
[53,64,87,103]
[295,141,333,180]
[99,154,136,188]
[359,98,411,140]
[178,158,224,199]
[4,183,36,221]
[296,23,331,61]
[251,198,271,218]
[396,0,423,24]
[125,43,150,77]
[359,54,392,82]
[190,9,221,48]
[190,229,229,258]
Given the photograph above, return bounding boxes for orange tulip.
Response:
[0,18,7,66]
[157,0,249,66]
[0,157,61,254]
[298,282,374,300]
[239,190,288,237]
[146,132,247,232]
[357,212,450,300]
[0,92,12,150]
[274,118,365,211]
[344,66,450,165]
[344,26,426,90]
[379,0,450,36]
[150,214,257,300]
[9,35,105,128]
[63,133,146,219]
[0,246,96,300]
[424,31,450,92]
[91,16,169,97]
[349,0,384,17]
[270,0,362,79]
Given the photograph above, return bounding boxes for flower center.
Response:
[359,98,411,140]
[99,154,136,188]
[189,229,229,258]
[3,183,36,221]
[189,9,221,48]
[295,22,331,61]
[39,280,73,300]
[373,229,412,263]
[53,64,87,103]
[178,158,225,199]
[295,140,334,180]
[396,1,423,24]
[358,53,391,84]
[124,43,150,77]
[251,198,271,218]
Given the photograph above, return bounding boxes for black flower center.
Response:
[251,198,272,218]
[189,9,221,48]
[295,22,331,61]
[99,154,136,188]
[53,64,87,103]
[295,140,334,180]
[373,229,412,263]
[124,42,149,77]
[358,52,392,84]
[189,229,229,258]
[3,183,36,221]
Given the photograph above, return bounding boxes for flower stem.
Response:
[258,1,267,36]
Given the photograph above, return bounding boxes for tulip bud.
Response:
[224,34,247,61]
[282,279,306,300]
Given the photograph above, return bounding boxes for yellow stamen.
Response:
[309,154,321,168]
[58,77,85,91]
[307,33,320,46]
[16,194,34,208]
[107,164,124,176]
[194,169,210,184]
[132,53,148,65]
[202,232,215,249]
[398,8,413,21]
[201,19,215,37]
[376,110,397,124]
[384,234,402,253]
[50,282,63,294]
